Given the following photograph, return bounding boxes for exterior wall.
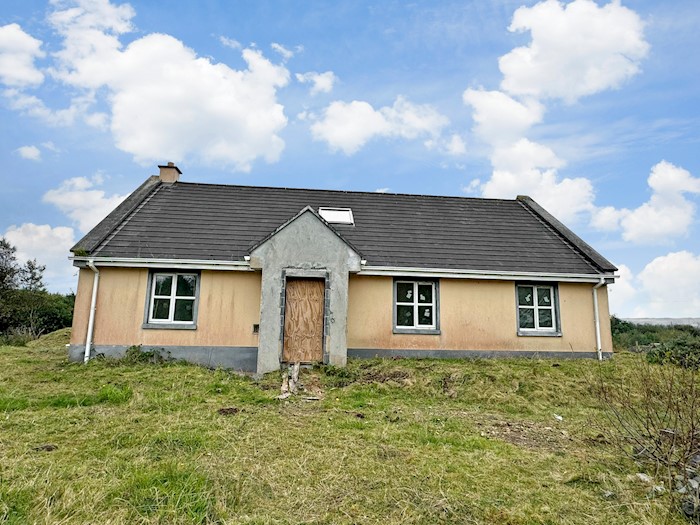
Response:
[70,267,261,369]
[347,275,613,354]
[69,265,613,372]
[249,210,362,374]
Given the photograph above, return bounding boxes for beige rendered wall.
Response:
[70,268,261,347]
[347,275,613,353]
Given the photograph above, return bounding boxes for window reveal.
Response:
[517,284,557,333]
[149,273,198,323]
[395,281,436,329]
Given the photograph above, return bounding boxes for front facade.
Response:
[69,164,617,374]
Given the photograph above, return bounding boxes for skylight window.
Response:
[318,207,354,225]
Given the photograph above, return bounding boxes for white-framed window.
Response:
[148,272,198,324]
[318,207,354,225]
[517,284,558,333]
[395,280,437,330]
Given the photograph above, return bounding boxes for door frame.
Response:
[279,269,329,364]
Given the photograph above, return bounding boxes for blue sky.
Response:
[1,0,699,317]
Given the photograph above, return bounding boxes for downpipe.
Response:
[593,277,605,361]
[84,260,100,364]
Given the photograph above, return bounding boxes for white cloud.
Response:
[591,161,700,244]
[311,100,389,155]
[311,96,448,155]
[468,138,594,224]
[219,36,241,49]
[590,205,628,232]
[607,263,637,317]
[271,42,294,61]
[462,1,650,225]
[296,71,337,95]
[463,89,544,145]
[636,251,700,317]
[0,23,45,87]
[375,188,390,193]
[444,134,467,156]
[6,0,292,171]
[41,141,60,152]
[16,145,41,161]
[481,170,594,225]
[2,88,98,126]
[490,138,563,173]
[43,175,127,233]
[4,223,77,292]
[499,0,649,102]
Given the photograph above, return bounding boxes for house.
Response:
[68,163,617,374]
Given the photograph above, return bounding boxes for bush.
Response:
[611,316,700,351]
[0,327,36,346]
[647,337,700,370]
[0,290,74,339]
[596,353,700,522]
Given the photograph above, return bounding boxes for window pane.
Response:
[154,275,172,296]
[397,283,414,302]
[174,299,194,322]
[176,275,197,297]
[518,286,533,306]
[417,306,433,325]
[538,309,553,328]
[152,298,170,320]
[397,305,414,326]
[417,284,432,303]
[519,308,535,329]
[537,287,552,307]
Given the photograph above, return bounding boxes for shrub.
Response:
[647,337,700,370]
[0,327,36,346]
[595,355,700,522]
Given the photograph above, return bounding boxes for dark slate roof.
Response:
[74,179,617,275]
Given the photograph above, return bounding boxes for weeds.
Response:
[594,354,700,522]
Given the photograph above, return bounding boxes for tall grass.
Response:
[0,343,689,524]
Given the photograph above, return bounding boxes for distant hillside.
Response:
[622,318,700,328]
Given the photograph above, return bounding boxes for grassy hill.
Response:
[0,342,689,524]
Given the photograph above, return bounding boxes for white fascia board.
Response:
[71,256,252,271]
[359,265,617,283]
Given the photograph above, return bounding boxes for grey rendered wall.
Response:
[250,211,362,374]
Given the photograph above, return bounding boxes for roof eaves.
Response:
[247,205,363,258]
[71,176,161,254]
[516,195,617,273]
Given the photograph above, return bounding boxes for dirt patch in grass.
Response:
[475,416,575,451]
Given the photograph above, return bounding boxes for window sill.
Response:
[142,323,197,330]
[517,330,561,337]
[393,328,441,335]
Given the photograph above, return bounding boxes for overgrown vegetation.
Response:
[0,237,74,344]
[595,358,700,522]
[0,338,692,524]
[602,317,700,522]
[612,316,700,349]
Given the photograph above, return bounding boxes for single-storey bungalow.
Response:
[68,163,617,374]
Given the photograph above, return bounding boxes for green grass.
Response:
[0,343,687,524]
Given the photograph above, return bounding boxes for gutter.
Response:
[84,260,100,364]
[360,265,616,284]
[71,256,252,271]
[592,277,605,361]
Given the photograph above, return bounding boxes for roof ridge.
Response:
[172,180,519,203]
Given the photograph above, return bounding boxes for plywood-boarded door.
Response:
[283,278,325,363]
